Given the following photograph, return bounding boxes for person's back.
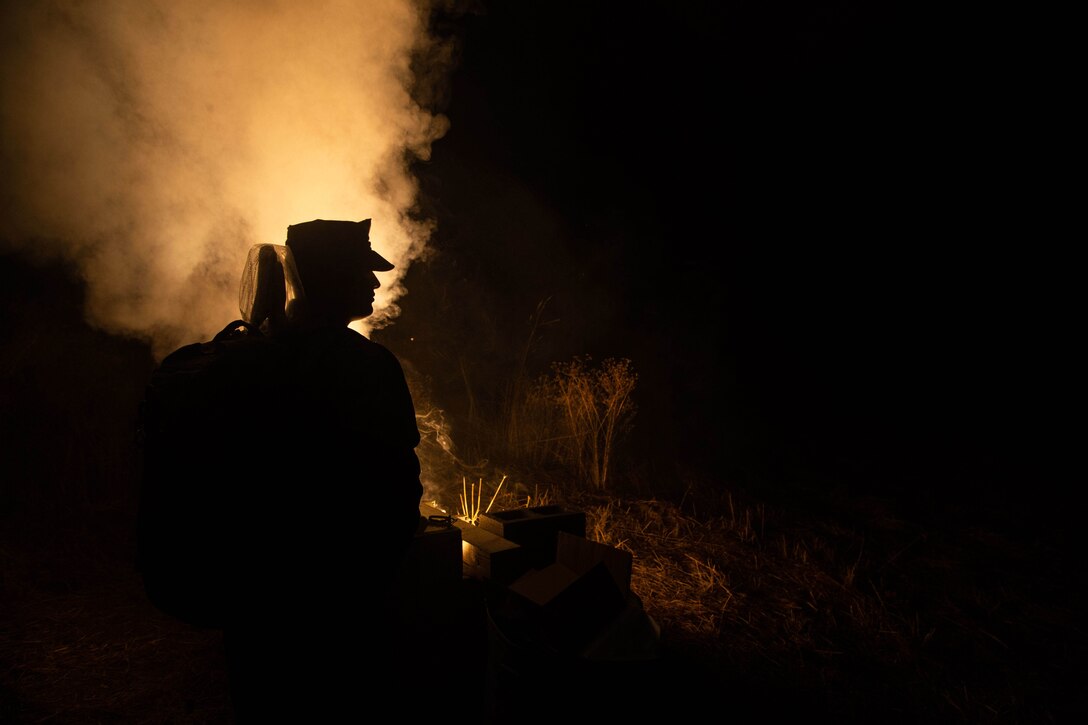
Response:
[222,219,423,722]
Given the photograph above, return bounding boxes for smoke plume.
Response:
[0,0,452,358]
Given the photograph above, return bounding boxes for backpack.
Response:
[136,318,295,627]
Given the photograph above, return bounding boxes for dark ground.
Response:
[0,254,809,724]
[1,252,1082,723]
[0,517,830,725]
[2,2,1080,722]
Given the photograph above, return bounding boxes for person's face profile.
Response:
[342,264,380,322]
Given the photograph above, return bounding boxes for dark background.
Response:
[376,2,1069,531]
[0,5,1077,723]
[1,2,1071,536]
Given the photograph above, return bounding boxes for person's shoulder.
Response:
[342,327,397,358]
[302,326,402,368]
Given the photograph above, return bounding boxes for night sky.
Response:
[0,2,1070,534]
[0,6,1077,723]
[0,9,1074,722]
[370,2,1068,528]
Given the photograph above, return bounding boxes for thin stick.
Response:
[485,475,508,514]
[460,476,469,521]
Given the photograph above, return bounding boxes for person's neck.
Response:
[286,316,347,334]
[292,304,369,330]
[312,318,350,329]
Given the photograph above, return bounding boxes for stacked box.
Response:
[478,505,587,570]
[398,507,463,592]
[555,530,632,596]
[455,520,525,584]
[386,505,465,642]
[504,558,626,655]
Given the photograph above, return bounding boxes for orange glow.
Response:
[0,1,451,358]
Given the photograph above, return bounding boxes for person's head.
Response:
[284,218,394,325]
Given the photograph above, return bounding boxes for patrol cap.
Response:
[285,218,394,273]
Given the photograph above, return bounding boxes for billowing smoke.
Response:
[0,0,452,359]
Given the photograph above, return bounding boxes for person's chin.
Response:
[350,304,374,321]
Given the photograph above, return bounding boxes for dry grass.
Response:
[2,477,1083,724]
[1,521,234,724]
[3,257,1078,723]
[563,484,1083,723]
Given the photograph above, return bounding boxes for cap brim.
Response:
[369,250,394,272]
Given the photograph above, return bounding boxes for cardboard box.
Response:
[579,592,660,661]
[478,505,586,570]
[555,530,632,597]
[455,520,525,584]
[389,507,465,642]
[506,559,626,653]
[500,530,634,654]
[398,510,463,592]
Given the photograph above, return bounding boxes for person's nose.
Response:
[369,272,380,290]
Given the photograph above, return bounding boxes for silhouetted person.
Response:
[222,219,424,722]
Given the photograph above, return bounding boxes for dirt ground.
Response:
[2,506,850,724]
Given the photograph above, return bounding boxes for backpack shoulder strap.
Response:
[213,319,262,342]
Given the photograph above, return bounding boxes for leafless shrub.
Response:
[515,356,637,490]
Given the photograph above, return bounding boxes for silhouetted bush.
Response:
[507,355,637,490]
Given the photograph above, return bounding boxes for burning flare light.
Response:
[459,475,506,525]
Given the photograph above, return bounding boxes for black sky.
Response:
[0,8,1076,722]
[371,1,1070,516]
[0,2,1070,529]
